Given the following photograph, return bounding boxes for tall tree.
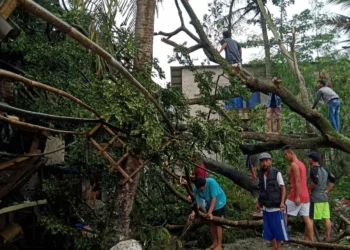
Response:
[134,0,157,71]
[108,0,157,245]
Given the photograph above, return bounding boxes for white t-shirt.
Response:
[262,172,285,212]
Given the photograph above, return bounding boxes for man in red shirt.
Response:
[188,155,208,211]
[282,146,314,242]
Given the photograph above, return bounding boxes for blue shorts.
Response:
[263,211,290,242]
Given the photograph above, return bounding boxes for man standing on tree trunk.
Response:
[282,146,314,242]
[190,177,226,250]
[218,30,242,76]
[255,153,289,250]
[312,79,341,131]
[266,77,282,134]
[306,152,335,241]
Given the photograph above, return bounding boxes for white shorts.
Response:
[285,199,310,217]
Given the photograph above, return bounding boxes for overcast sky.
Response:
[152,0,343,87]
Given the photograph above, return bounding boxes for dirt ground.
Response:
[175,238,314,250]
[222,238,312,250]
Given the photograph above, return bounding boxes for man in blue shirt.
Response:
[190,177,226,250]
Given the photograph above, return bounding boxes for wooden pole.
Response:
[102,125,126,146]
[0,150,40,170]
[0,0,18,19]
[0,115,87,135]
[89,138,131,181]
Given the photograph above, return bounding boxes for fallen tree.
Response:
[203,158,258,197]
[155,0,350,156]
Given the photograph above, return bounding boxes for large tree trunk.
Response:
[134,0,157,72]
[107,155,142,246]
[260,14,271,79]
[203,159,259,197]
[107,1,157,246]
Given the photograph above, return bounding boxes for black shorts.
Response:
[212,205,226,225]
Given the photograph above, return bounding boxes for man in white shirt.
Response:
[255,153,289,250]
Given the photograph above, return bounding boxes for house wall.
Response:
[175,65,270,117]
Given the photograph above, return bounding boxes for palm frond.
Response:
[328,0,350,9]
[327,14,350,34]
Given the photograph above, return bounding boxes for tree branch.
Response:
[239,132,330,155]
[0,69,100,117]
[154,27,183,39]
[289,237,350,250]
[198,211,263,228]
[161,38,203,53]
[175,0,184,26]
[19,0,175,133]
[203,158,259,197]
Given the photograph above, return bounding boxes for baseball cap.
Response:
[259,152,272,160]
[306,152,320,162]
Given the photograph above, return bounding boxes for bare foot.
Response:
[213,246,223,250]
[206,245,217,250]
[267,131,273,134]
[274,132,280,134]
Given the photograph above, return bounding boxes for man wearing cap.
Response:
[255,153,289,250]
[307,152,336,241]
[282,146,314,241]
[190,177,226,250]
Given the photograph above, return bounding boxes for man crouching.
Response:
[190,177,226,250]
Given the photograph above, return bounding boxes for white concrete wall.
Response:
[181,66,269,117]
[44,136,65,163]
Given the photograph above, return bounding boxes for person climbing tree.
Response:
[266,77,282,134]
[282,146,314,242]
[255,153,289,250]
[217,30,242,76]
[306,152,336,241]
[190,176,226,250]
[312,79,341,131]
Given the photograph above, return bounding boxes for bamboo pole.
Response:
[121,159,149,185]
[0,199,47,215]
[0,0,18,19]
[96,133,121,156]
[0,103,101,124]
[0,69,100,117]
[17,0,174,133]
[0,150,40,170]
[102,125,126,146]
[0,115,86,135]
[88,123,102,136]
[108,151,130,173]
[89,138,131,181]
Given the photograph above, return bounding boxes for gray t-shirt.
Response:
[220,38,242,64]
[310,165,335,203]
[312,86,339,109]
